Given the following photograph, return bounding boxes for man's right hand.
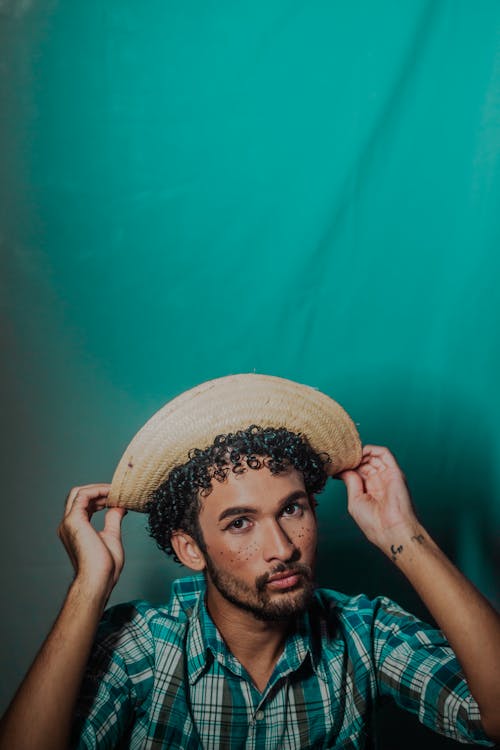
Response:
[58,484,127,600]
[0,484,128,750]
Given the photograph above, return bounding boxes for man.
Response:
[0,374,499,749]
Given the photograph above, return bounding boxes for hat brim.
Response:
[108,373,362,511]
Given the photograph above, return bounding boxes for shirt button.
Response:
[255,710,265,721]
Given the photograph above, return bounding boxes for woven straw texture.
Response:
[108,373,362,511]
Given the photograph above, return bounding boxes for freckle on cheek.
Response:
[237,543,257,557]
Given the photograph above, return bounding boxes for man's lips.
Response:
[266,570,302,590]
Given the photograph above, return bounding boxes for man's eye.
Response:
[227,517,250,532]
[282,502,303,517]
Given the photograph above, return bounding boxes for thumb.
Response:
[103,507,128,535]
[337,470,364,498]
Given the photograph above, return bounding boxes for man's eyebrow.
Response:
[278,489,309,508]
[218,506,257,523]
[217,490,309,523]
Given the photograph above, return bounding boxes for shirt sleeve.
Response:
[71,643,133,749]
[371,596,495,747]
[70,602,155,750]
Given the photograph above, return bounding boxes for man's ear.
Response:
[170,531,206,571]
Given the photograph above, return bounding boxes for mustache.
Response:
[255,562,313,592]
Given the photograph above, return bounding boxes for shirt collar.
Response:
[171,574,325,686]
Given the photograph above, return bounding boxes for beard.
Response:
[204,554,316,622]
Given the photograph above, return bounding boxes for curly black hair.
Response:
[146,425,330,563]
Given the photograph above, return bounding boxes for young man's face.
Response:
[196,463,318,621]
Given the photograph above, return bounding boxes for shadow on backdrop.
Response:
[315,374,498,750]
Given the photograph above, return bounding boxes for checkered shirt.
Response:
[72,574,493,749]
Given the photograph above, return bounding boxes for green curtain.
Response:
[1,2,499,745]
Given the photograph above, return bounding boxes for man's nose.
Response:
[262,519,297,562]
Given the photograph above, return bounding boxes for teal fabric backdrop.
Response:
[1,2,499,746]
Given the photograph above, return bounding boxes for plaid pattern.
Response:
[72,574,493,749]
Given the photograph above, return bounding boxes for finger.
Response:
[102,507,128,536]
[358,455,387,474]
[65,485,109,515]
[362,445,400,468]
[358,462,378,478]
[64,486,81,515]
[64,484,111,517]
[362,444,391,456]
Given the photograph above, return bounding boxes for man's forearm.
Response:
[383,524,500,742]
[0,580,108,750]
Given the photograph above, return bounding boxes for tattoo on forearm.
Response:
[411,534,424,544]
[390,543,403,562]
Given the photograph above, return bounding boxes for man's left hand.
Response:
[338,445,421,552]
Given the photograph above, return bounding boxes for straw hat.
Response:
[108,373,362,511]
